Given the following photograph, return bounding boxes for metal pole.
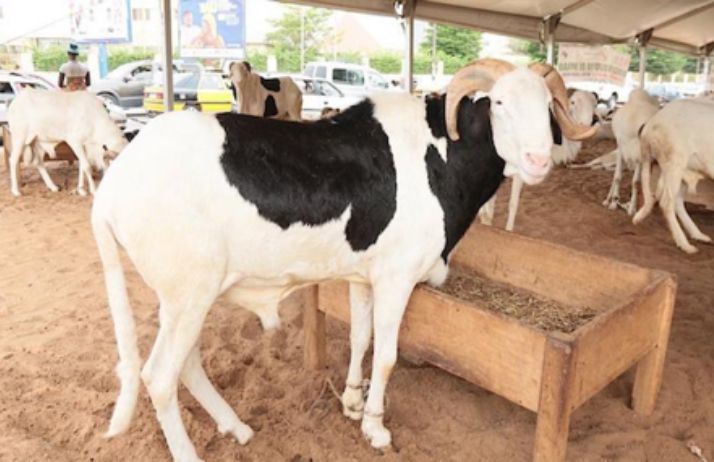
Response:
[300,7,305,73]
[638,45,647,88]
[704,56,711,91]
[544,15,560,65]
[161,0,174,112]
[403,1,415,93]
[431,23,437,80]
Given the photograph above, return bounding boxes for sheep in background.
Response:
[229,61,303,120]
[602,88,660,214]
[633,98,714,253]
[6,89,127,197]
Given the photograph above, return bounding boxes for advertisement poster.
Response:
[68,0,132,43]
[179,0,246,58]
[557,45,631,86]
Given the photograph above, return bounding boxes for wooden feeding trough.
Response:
[2,125,76,185]
[304,225,676,462]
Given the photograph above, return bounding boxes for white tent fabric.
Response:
[285,0,714,55]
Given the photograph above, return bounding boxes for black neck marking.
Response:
[424,95,506,262]
[260,77,281,92]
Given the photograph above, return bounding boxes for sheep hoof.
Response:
[221,421,254,445]
[680,243,698,254]
[76,188,87,197]
[341,385,365,421]
[11,189,21,197]
[362,417,391,449]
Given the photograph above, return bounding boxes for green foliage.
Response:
[246,50,268,72]
[106,47,154,71]
[265,6,332,73]
[335,51,362,64]
[369,51,401,74]
[420,24,481,62]
[513,39,558,64]
[32,46,71,71]
[629,47,688,75]
[682,56,699,74]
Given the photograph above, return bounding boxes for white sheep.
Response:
[6,89,127,196]
[602,88,660,214]
[633,97,714,253]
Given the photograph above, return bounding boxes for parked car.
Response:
[292,76,361,119]
[90,60,203,108]
[303,62,392,96]
[0,71,55,126]
[143,71,233,114]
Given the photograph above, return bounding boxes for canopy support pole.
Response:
[396,0,416,93]
[161,0,174,112]
[701,42,714,91]
[543,14,561,65]
[636,29,653,89]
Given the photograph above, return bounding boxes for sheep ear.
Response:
[103,144,108,151]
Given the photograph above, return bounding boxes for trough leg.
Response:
[632,280,676,415]
[534,337,576,462]
[304,285,327,370]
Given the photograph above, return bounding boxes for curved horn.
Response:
[529,63,598,141]
[445,59,515,141]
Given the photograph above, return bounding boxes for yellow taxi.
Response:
[143,72,233,113]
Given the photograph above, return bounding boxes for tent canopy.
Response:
[284,0,714,56]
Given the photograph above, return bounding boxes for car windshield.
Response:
[174,72,201,89]
[200,74,226,90]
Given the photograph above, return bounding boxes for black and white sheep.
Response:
[91,59,595,461]
[229,61,303,120]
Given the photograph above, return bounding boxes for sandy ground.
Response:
[0,140,713,462]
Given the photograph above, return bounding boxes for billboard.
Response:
[179,0,246,58]
[557,45,631,86]
[68,0,132,43]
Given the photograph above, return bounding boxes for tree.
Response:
[265,7,332,73]
[511,39,558,64]
[628,47,688,75]
[420,24,481,73]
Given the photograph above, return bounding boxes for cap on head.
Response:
[67,42,80,55]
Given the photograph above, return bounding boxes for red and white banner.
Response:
[557,45,631,86]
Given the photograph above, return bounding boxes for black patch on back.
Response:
[550,109,562,146]
[260,77,281,92]
[263,95,278,117]
[216,99,397,251]
[424,96,506,261]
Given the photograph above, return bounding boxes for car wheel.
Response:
[98,93,119,106]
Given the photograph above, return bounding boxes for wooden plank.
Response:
[570,276,672,409]
[534,335,576,462]
[632,277,677,415]
[319,281,547,412]
[452,225,653,310]
[303,285,327,370]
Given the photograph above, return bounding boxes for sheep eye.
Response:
[494,100,503,106]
